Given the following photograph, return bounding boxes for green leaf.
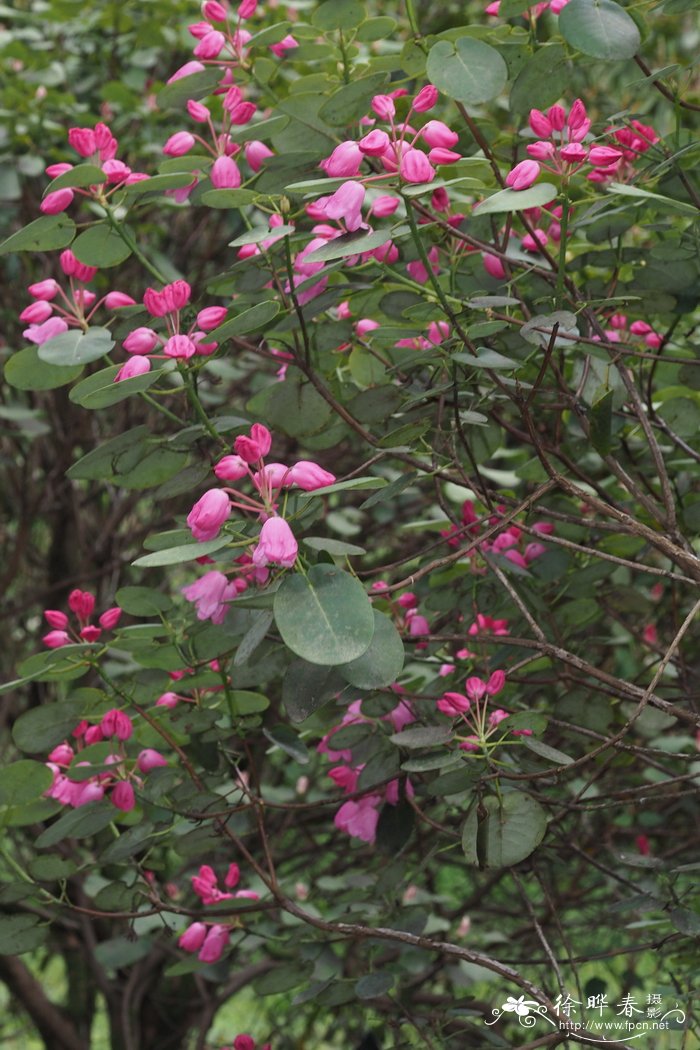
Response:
[559,0,641,60]
[0,915,46,955]
[28,857,77,881]
[263,724,310,764]
[426,37,508,105]
[157,67,223,109]
[282,660,346,722]
[522,738,575,765]
[461,806,480,865]
[94,936,153,970]
[208,300,281,341]
[304,229,393,263]
[44,163,105,194]
[247,373,333,438]
[0,214,75,256]
[356,16,397,40]
[339,611,404,689]
[231,690,270,715]
[255,963,313,995]
[71,223,133,267]
[122,173,195,197]
[389,726,453,749]
[479,792,547,868]
[355,972,395,999]
[520,310,579,347]
[510,45,569,114]
[299,476,386,497]
[312,0,366,30]
[200,188,260,208]
[4,346,83,391]
[37,326,114,367]
[0,761,53,805]
[66,425,149,481]
[453,348,520,370]
[319,73,389,126]
[35,802,116,848]
[606,181,699,217]
[303,537,366,556]
[274,564,375,666]
[228,226,294,247]
[132,538,231,567]
[13,700,87,753]
[233,610,274,666]
[69,364,166,409]
[475,183,558,215]
[590,386,614,456]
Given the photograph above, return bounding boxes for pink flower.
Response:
[358,129,391,156]
[483,253,506,279]
[421,120,459,149]
[23,317,69,345]
[187,489,231,541]
[43,630,71,648]
[182,571,240,623]
[588,146,623,167]
[323,141,362,178]
[214,455,249,481]
[163,334,197,358]
[233,1036,256,1050]
[187,99,210,122]
[269,34,298,57]
[111,781,136,812]
[287,461,336,491]
[239,0,257,17]
[44,610,69,629]
[334,797,380,843]
[252,517,298,569]
[104,291,136,309]
[123,327,159,354]
[163,132,196,157]
[115,356,151,382]
[137,749,168,773]
[198,924,230,963]
[28,279,59,300]
[197,306,227,331]
[437,692,471,717]
[234,423,272,463]
[194,30,226,58]
[60,250,96,281]
[20,301,53,324]
[412,85,438,112]
[100,709,133,741]
[529,109,552,137]
[505,160,540,190]
[371,195,400,217]
[244,140,274,171]
[211,155,242,188]
[371,94,395,120]
[322,180,365,232]
[40,189,74,215]
[179,922,208,952]
[68,127,96,157]
[400,148,435,184]
[68,590,95,619]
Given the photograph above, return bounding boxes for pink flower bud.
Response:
[68,590,95,620]
[198,924,229,963]
[20,301,53,324]
[322,179,365,232]
[156,691,180,709]
[203,0,228,19]
[323,141,362,178]
[358,129,390,156]
[189,19,212,39]
[428,147,461,165]
[99,607,122,630]
[234,423,272,463]
[224,863,240,889]
[195,306,226,332]
[44,610,69,630]
[465,676,487,701]
[529,109,552,137]
[163,334,197,359]
[239,0,257,15]
[143,288,168,317]
[214,455,249,481]
[137,749,168,773]
[48,743,74,765]
[187,99,210,123]
[194,30,226,58]
[187,488,232,541]
[233,1037,256,1050]
[74,781,105,807]
[43,630,71,648]
[68,127,96,157]
[83,725,104,745]
[23,317,69,345]
[483,253,506,279]
[505,160,540,190]
[28,279,59,300]
[559,143,587,163]
[588,146,622,167]
[179,922,209,952]
[287,461,336,491]
[371,195,399,217]
[412,85,438,112]
[104,291,136,309]
[526,141,555,160]
[252,516,298,569]
[400,148,435,184]
[115,356,151,382]
[269,34,298,56]
[567,98,588,130]
[163,280,191,312]
[123,327,159,354]
[45,163,73,178]
[163,132,196,157]
[60,250,97,282]
[487,670,506,695]
[371,94,395,120]
[229,101,256,125]
[421,120,459,149]
[40,189,74,215]
[244,140,273,171]
[211,155,242,188]
[167,61,206,85]
[548,105,566,131]
[521,229,548,252]
[79,625,102,642]
[100,709,133,741]
[111,781,136,811]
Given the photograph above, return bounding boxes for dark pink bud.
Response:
[68,590,95,620]
[137,749,168,773]
[100,709,133,741]
[179,922,208,952]
[28,279,59,301]
[84,725,105,745]
[115,357,151,382]
[111,781,136,811]
[79,625,102,642]
[234,423,272,463]
[194,30,226,58]
[187,489,231,541]
[483,253,506,279]
[238,0,257,16]
[244,139,273,171]
[68,127,96,157]
[197,306,228,331]
[214,455,249,481]
[99,607,122,630]
[45,163,73,178]
[143,288,168,317]
[229,101,256,125]
[44,610,69,629]
[233,1037,256,1050]
[224,863,240,888]
[60,250,97,282]
[163,280,191,311]
[104,291,136,309]
[43,631,71,649]
[187,99,210,123]
[123,327,159,354]
[20,301,53,324]
[487,670,506,695]
[421,120,459,149]
[211,155,242,188]
[505,160,540,190]
[202,0,228,20]
[529,109,552,137]
[371,94,395,120]
[41,189,74,215]
[548,105,566,131]
[588,146,622,167]
[163,334,196,358]
[560,143,588,163]
[48,743,74,765]
[163,132,196,157]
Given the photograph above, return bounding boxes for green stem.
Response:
[405,0,420,37]
[177,363,227,446]
[555,193,570,311]
[101,203,168,284]
[139,391,184,426]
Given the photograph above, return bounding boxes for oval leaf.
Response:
[273,564,375,666]
[5,346,84,391]
[339,610,405,689]
[474,183,558,215]
[559,0,641,60]
[37,327,115,367]
[480,792,547,868]
[427,37,508,105]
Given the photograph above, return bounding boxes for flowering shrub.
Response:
[0,0,698,1046]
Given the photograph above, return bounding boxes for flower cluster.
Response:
[42,588,122,648]
[317,697,415,843]
[178,861,259,964]
[221,1035,270,1050]
[440,499,554,571]
[117,279,227,381]
[44,712,167,812]
[436,671,531,752]
[21,251,134,347]
[41,122,147,214]
[486,0,569,17]
[595,313,663,350]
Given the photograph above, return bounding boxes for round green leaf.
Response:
[157,67,223,109]
[0,915,46,955]
[480,792,547,867]
[0,214,75,256]
[312,0,366,30]
[474,183,558,215]
[115,586,172,616]
[319,73,389,126]
[0,761,53,805]
[44,163,105,194]
[339,610,405,689]
[427,37,508,105]
[37,326,114,367]
[4,346,84,390]
[35,801,116,848]
[132,537,230,567]
[71,223,133,267]
[355,972,395,999]
[12,700,87,753]
[510,45,569,114]
[208,300,281,340]
[559,0,641,60]
[273,564,375,666]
